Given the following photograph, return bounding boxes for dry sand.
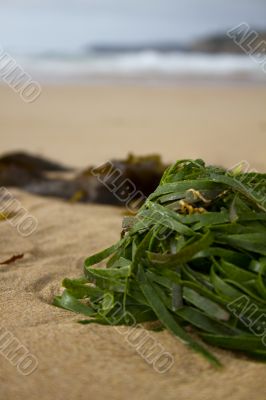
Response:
[1,190,266,400]
[1,84,266,400]
[1,84,266,170]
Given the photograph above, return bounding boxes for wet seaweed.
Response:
[54,159,266,366]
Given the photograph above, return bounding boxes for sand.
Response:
[1,84,266,400]
[1,84,266,171]
[0,189,266,400]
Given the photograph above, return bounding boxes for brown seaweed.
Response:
[76,153,168,206]
[0,152,71,172]
[0,151,168,207]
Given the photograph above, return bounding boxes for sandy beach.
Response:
[1,84,266,170]
[1,189,266,400]
[1,84,266,400]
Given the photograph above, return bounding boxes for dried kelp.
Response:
[76,153,167,205]
[0,152,167,206]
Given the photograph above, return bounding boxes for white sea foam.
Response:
[11,51,266,84]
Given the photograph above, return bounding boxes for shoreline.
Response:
[2,75,266,88]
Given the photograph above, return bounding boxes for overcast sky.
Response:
[0,0,265,53]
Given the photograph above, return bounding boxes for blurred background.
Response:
[1,0,266,169]
[1,0,266,83]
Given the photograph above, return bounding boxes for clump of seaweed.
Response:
[54,159,266,366]
[77,153,167,205]
[0,152,167,205]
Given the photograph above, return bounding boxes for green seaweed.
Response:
[54,159,266,367]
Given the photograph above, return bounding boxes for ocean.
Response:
[0,1,266,85]
[8,49,266,85]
